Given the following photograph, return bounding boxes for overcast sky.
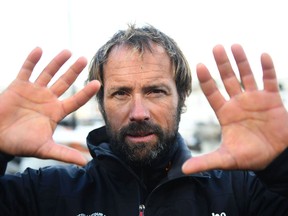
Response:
[1,0,288,90]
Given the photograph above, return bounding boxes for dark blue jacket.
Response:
[0,126,288,215]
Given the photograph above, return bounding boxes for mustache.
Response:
[119,121,162,137]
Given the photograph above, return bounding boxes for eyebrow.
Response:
[107,81,172,95]
[108,86,132,94]
[142,84,170,93]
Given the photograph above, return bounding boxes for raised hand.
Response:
[182,44,288,174]
[0,48,100,166]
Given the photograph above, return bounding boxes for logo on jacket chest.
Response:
[77,213,106,216]
[212,212,227,216]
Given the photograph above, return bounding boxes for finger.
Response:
[61,80,101,115]
[213,45,242,97]
[261,53,279,92]
[17,47,43,81]
[35,50,72,86]
[231,44,258,91]
[50,57,87,97]
[41,142,88,166]
[197,63,226,112]
[182,150,234,174]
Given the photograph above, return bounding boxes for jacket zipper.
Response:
[139,204,145,216]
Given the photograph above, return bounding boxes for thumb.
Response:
[42,143,88,166]
[182,150,228,174]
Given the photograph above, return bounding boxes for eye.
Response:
[148,88,167,97]
[152,89,165,94]
[114,90,126,96]
[112,90,129,99]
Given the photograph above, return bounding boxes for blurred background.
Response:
[1,0,288,173]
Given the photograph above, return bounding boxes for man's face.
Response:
[102,43,180,166]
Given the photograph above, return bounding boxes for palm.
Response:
[1,80,63,155]
[0,48,100,165]
[218,90,287,169]
[183,44,288,174]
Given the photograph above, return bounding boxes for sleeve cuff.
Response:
[256,147,288,197]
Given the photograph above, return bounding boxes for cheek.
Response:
[152,100,179,126]
[103,101,129,130]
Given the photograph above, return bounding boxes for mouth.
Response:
[125,132,156,143]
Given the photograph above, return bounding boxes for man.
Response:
[0,25,287,215]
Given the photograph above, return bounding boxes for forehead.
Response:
[103,43,173,82]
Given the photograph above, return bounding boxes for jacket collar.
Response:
[86,126,210,179]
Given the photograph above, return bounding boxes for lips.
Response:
[125,133,156,143]
[126,131,153,137]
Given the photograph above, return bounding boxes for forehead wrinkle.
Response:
[108,74,170,90]
[107,73,169,88]
[105,47,171,70]
[105,65,171,81]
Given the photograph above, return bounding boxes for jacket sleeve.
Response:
[0,152,14,175]
[255,147,288,197]
[0,170,41,215]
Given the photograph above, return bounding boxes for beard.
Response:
[104,112,180,167]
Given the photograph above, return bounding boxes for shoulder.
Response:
[20,163,92,185]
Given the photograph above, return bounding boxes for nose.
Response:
[129,95,150,122]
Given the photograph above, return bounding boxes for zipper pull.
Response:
[139,204,145,216]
